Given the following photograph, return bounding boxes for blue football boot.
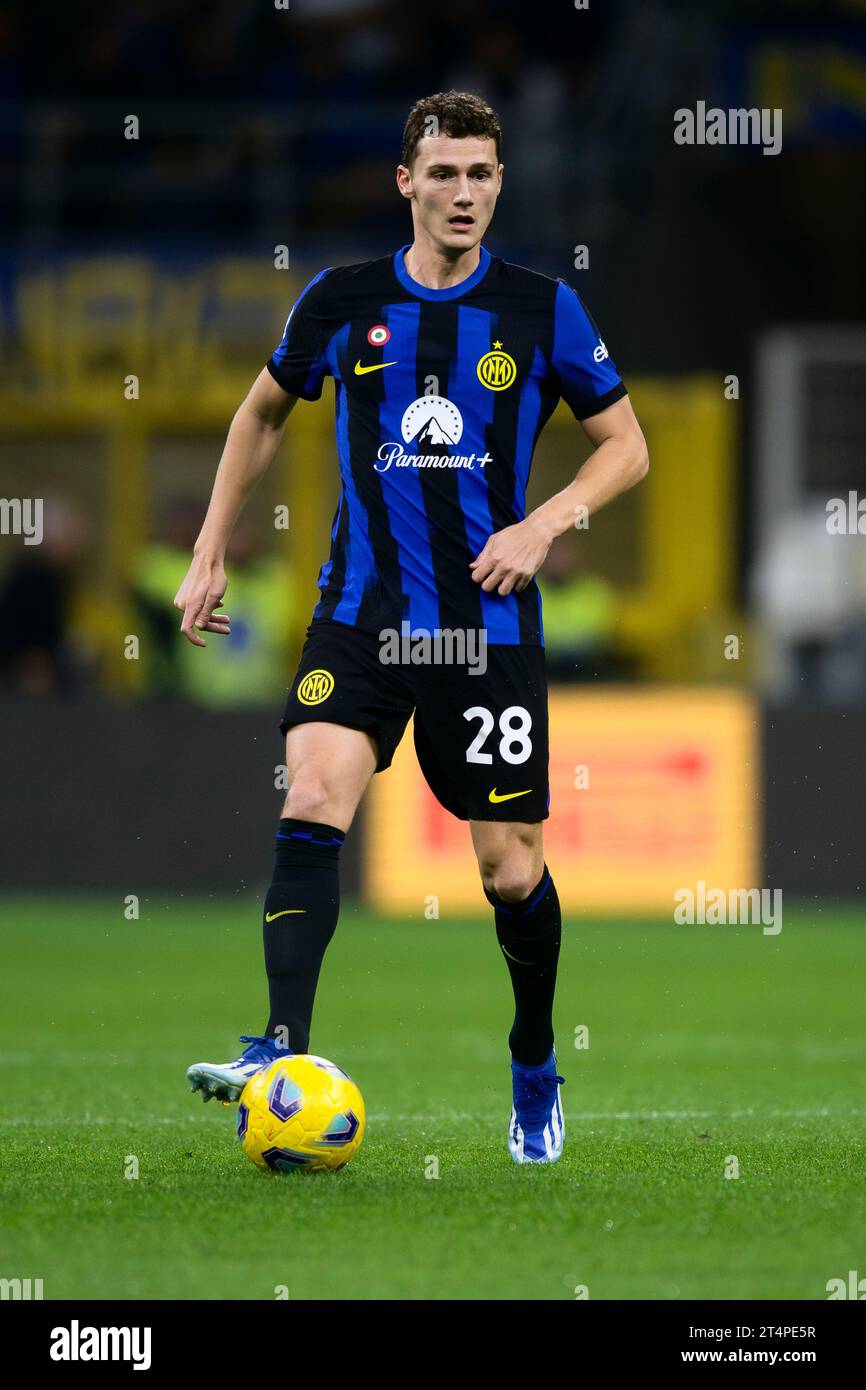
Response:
[508,1049,565,1164]
[187,1034,287,1104]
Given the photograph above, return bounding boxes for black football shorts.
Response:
[279,619,549,822]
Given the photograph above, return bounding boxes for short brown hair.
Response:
[402,90,502,166]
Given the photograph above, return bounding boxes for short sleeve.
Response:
[266,268,333,400]
[550,280,627,420]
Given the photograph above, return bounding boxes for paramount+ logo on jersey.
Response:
[375,396,492,474]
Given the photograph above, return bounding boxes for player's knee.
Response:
[282,774,335,824]
[480,859,539,904]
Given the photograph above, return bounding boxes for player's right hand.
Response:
[173,554,231,647]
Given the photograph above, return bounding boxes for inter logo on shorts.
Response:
[367,324,391,346]
[297,669,335,705]
[476,342,516,391]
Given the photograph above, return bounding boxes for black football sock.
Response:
[485,866,562,1068]
[263,817,345,1051]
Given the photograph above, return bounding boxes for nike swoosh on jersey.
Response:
[354,359,398,375]
[488,788,532,803]
[264,909,307,922]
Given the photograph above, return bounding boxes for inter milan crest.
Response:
[476,341,516,391]
[297,669,335,705]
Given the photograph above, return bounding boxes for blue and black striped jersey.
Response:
[267,244,626,645]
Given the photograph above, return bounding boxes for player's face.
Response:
[397,136,503,254]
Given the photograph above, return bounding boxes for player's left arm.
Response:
[471,395,648,596]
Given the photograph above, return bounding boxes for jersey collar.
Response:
[393,244,491,300]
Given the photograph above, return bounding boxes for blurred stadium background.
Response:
[3,0,866,1307]
[1,0,864,907]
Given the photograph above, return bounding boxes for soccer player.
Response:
[178,91,648,1164]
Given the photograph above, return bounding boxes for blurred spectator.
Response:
[133,503,295,708]
[752,502,866,702]
[538,533,620,682]
[0,498,86,694]
[131,496,201,698]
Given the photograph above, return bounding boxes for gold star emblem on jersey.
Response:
[476,341,517,391]
[297,669,335,705]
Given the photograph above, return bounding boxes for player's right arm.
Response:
[173,368,299,646]
[175,268,333,646]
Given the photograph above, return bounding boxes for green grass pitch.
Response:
[1,896,864,1300]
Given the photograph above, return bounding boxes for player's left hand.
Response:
[470,515,555,596]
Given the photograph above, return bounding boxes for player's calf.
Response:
[480,859,565,1163]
